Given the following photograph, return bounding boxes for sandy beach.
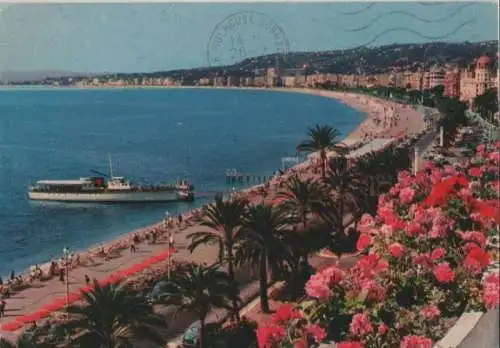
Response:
[0,87,424,339]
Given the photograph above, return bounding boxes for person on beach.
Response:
[85,274,90,284]
[168,233,175,249]
[59,269,65,283]
[0,300,5,317]
[130,241,136,254]
[177,214,182,226]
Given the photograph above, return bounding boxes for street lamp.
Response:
[164,211,172,280]
[62,247,71,317]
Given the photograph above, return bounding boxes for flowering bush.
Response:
[256,304,327,348]
[259,141,500,347]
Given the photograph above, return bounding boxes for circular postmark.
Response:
[206,11,290,67]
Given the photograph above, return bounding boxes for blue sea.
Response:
[0,87,364,276]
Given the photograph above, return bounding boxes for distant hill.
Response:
[108,40,499,82]
[0,70,100,83]
[3,40,498,84]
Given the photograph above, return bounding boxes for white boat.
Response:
[28,156,195,203]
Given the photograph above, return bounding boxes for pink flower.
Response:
[271,304,302,324]
[400,335,433,348]
[468,166,483,178]
[430,247,446,261]
[306,324,327,343]
[482,273,500,310]
[399,187,416,204]
[464,247,491,275]
[414,253,433,269]
[256,325,286,348]
[476,144,486,154]
[349,313,374,337]
[489,151,500,163]
[305,265,344,300]
[389,243,405,258]
[362,280,387,302]
[356,234,372,251]
[337,342,364,348]
[358,214,376,234]
[433,262,456,283]
[405,221,425,237]
[459,230,487,247]
[420,305,441,320]
[378,323,389,335]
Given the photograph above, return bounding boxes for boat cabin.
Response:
[30,177,106,193]
[107,177,132,191]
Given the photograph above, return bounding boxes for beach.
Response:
[0,87,424,339]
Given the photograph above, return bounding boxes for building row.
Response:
[69,55,497,107]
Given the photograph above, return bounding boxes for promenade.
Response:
[0,91,426,342]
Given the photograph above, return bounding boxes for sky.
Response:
[0,2,498,73]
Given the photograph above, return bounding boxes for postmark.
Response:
[332,2,478,50]
[206,11,290,67]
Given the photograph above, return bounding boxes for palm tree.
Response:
[277,175,322,228]
[158,263,236,348]
[297,124,345,179]
[58,279,165,348]
[353,151,388,215]
[0,329,55,348]
[323,156,362,233]
[236,204,294,312]
[186,195,248,322]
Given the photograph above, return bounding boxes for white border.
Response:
[0,0,497,3]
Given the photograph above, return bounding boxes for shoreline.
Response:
[3,86,424,285]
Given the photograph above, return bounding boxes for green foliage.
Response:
[58,279,165,348]
[474,88,498,125]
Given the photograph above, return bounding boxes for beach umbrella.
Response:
[1,321,23,332]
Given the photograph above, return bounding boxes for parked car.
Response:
[181,321,222,348]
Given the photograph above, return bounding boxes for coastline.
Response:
[0,88,424,337]
[5,86,424,279]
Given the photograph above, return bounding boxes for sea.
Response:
[0,87,364,276]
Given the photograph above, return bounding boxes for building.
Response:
[213,76,226,87]
[281,76,297,88]
[475,55,493,96]
[388,72,406,88]
[459,68,476,104]
[460,55,496,105]
[253,76,266,87]
[199,77,211,86]
[444,69,460,98]
[266,67,281,87]
[405,71,423,90]
[226,76,240,87]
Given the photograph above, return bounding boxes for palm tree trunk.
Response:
[259,253,270,313]
[321,150,326,179]
[199,317,206,348]
[226,252,240,323]
[339,191,345,232]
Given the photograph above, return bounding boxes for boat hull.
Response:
[28,191,194,203]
